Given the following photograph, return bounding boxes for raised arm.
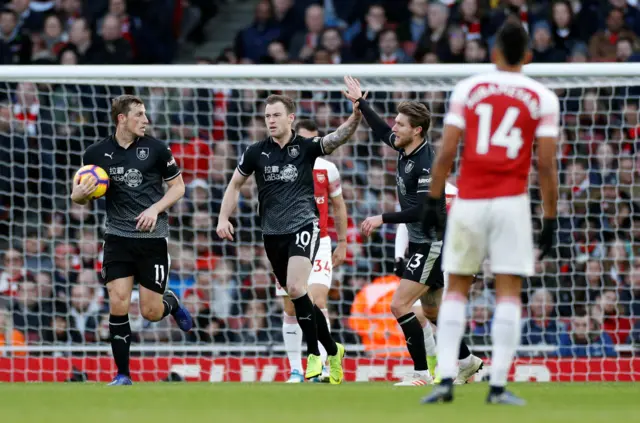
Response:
[321,109,362,154]
[343,75,395,147]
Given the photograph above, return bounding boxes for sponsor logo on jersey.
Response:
[167,158,176,167]
[287,145,300,158]
[418,176,432,185]
[280,164,298,182]
[137,147,150,161]
[264,164,298,182]
[315,196,325,204]
[124,168,143,187]
[405,160,414,173]
[109,167,125,176]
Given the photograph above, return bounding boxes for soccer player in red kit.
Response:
[421,20,559,405]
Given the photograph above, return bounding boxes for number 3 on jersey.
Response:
[475,104,523,159]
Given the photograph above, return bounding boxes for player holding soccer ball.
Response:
[71,95,193,386]
[276,119,348,383]
[421,20,559,405]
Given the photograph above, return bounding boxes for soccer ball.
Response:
[74,165,110,199]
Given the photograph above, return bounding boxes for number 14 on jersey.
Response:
[475,104,524,159]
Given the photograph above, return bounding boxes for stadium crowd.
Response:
[0,0,639,359]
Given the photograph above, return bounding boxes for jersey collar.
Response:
[403,137,428,158]
[110,134,141,150]
[268,130,298,149]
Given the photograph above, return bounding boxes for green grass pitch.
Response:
[0,382,638,423]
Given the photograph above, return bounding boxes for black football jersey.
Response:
[237,131,326,235]
[82,135,181,238]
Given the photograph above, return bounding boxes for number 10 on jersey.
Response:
[475,104,524,159]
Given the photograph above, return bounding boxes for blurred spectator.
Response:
[319,26,352,63]
[99,13,132,64]
[521,289,566,355]
[531,20,567,63]
[289,3,324,61]
[377,28,411,64]
[557,313,617,357]
[68,17,105,64]
[550,0,581,57]
[351,3,388,62]
[414,1,449,61]
[234,0,281,63]
[589,8,639,62]
[396,0,428,50]
[593,290,632,344]
[67,284,100,343]
[0,8,32,64]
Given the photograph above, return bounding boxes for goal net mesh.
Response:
[0,66,638,383]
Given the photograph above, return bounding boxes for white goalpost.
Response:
[0,63,638,383]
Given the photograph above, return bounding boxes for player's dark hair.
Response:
[111,94,144,124]
[294,119,318,134]
[495,19,529,66]
[397,101,431,134]
[265,94,295,114]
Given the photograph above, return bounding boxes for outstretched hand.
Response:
[343,75,368,103]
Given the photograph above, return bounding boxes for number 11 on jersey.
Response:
[475,104,524,159]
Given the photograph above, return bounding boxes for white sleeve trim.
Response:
[236,166,250,177]
[444,113,465,129]
[163,171,181,182]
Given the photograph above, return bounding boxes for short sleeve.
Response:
[443,79,471,130]
[416,173,432,193]
[237,144,258,176]
[326,161,342,197]
[158,146,181,181]
[305,136,326,160]
[82,147,96,166]
[535,89,560,138]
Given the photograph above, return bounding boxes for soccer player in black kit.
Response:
[71,95,193,386]
[216,94,361,384]
[343,77,481,387]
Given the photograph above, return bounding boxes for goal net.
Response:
[0,64,638,383]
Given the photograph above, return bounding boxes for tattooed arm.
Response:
[321,108,362,154]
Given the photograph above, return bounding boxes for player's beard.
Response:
[394,136,412,149]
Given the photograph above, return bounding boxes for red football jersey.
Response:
[313,157,342,238]
[445,71,560,199]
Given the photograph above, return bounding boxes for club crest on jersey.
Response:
[405,160,415,173]
[288,145,300,158]
[317,173,326,183]
[136,147,149,161]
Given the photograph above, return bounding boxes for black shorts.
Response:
[102,234,169,294]
[402,241,444,290]
[263,221,321,288]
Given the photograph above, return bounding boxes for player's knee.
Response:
[141,304,164,322]
[107,289,130,315]
[287,284,306,300]
[390,298,410,318]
